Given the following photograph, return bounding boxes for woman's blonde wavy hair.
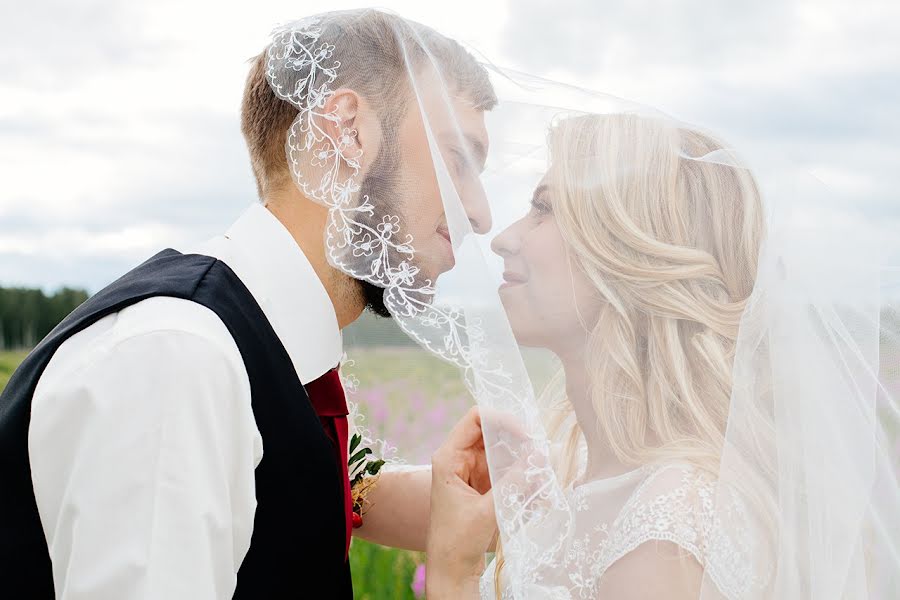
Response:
[494,113,765,594]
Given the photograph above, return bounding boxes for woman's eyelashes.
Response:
[528,183,552,219]
[530,195,552,217]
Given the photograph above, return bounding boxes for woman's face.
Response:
[491,175,602,353]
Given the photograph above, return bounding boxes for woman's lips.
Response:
[500,270,527,289]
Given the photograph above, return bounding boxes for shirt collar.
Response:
[184,202,342,385]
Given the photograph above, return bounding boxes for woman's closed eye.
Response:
[530,190,552,217]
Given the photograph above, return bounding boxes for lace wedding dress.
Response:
[480,462,769,600]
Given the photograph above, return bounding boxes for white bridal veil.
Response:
[265,10,900,598]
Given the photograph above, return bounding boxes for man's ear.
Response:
[322,88,381,171]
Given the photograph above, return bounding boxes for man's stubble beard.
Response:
[350,103,437,320]
[354,131,402,319]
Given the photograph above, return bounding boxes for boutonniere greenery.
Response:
[348,432,385,528]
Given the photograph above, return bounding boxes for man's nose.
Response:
[461,181,492,234]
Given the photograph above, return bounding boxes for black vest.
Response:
[0,249,352,598]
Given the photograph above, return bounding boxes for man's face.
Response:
[393,80,492,283]
[359,72,492,317]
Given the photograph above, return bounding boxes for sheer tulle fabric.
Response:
[266,11,900,598]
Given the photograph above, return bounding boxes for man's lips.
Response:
[435,226,455,270]
[500,270,527,288]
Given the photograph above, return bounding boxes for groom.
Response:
[0,10,495,599]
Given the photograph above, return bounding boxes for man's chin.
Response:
[362,279,392,318]
[359,260,445,319]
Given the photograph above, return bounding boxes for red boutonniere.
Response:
[348,433,385,528]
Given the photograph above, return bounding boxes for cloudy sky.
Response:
[1,0,898,293]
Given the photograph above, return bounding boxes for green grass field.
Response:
[0,350,28,391]
[350,538,423,600]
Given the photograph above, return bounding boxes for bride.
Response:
[486,113,765,599]
[425,109,899,598]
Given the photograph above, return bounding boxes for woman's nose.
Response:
[491,220,522,257]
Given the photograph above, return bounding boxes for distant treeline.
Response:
[2,283,899,354]
[0,284,414,351]
[0,286,90,350]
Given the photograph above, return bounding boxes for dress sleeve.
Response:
[594,464,765,600]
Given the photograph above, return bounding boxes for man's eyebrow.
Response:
[441,132,488,169]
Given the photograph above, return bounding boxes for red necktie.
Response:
[304,367,352,560]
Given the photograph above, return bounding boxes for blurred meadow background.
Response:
[341,324,473,599]
[344,348,464,600]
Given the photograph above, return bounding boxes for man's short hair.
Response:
[240,9,497,198]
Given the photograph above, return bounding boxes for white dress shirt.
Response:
[29,203,343,600]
